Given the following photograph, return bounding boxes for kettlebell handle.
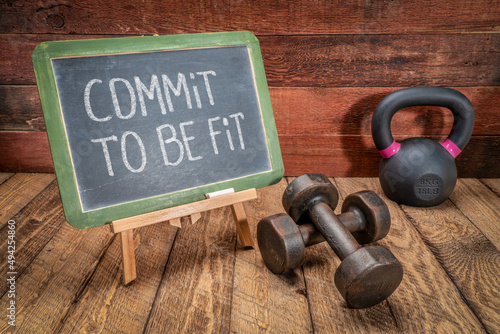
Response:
[371,87,475,158]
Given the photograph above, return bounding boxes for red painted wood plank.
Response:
[1,131,498,177]
[2,86,498,137]
[0,85,45,131]
[0,34,123,85]
[260,34,500,87]
[279,134,500,177]
[0,131,54,173]
[1,0,498,35]
[1,34,499,86]
[270,87,500,137]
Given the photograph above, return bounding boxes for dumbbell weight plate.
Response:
[341,191,391,244]
[283,173,339,225]
[335,245,404,309]
[257,213,305,274]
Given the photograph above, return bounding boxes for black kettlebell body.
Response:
[372,87,474,207]
[379,137,457,206]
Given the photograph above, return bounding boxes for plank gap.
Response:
[142,227,180,333]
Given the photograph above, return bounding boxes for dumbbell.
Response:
[257,173,403,308]
[257,191,390,273]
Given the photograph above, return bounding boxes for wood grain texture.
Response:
[2,34,499,86]
[399,188,500,333]
[0,221,113,332]
[230,178,313,333]
[57,223,177,333]
[1,0,498,35]
[271,87,500,136]
[261,34,500,87]
[3,85,500,136]
[0,173,55,227]
[144,207,237,332]
[280,135,500,178]
[0,0,498,328]
[2,131,499,177]
[481,178,500,196]
[449,179,500,250]
[0,172,14,184]
[292,176,399,333]
[0,34,120,85]
[1,2,500,181]
[0,181,64,296]
[0,132,53,173]
[0,174,498,332]
[333,177,487,333]
[0,85,45,131]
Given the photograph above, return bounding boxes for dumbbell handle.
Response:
[308,202,362,260]
[299,211,365,247]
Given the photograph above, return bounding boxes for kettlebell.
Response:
[371,87,475,207]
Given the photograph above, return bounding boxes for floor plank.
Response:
[230,179,313,333]
[0,173,55,228]
[0,175,498,333]
[334,177,486,333]
[449,179,500,249]
[0,172,14,185]
[0,222,113,332]
[144,208,237,332]
[399,192,500,333]
[57,222,177,333]
[0,181,64,296]
[481,178,500,196]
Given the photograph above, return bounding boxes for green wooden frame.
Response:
[32,31,284,229]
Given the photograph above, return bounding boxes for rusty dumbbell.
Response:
[257,173,403,308]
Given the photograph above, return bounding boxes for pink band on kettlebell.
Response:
[379,141,401,158]
[440,139,461,158]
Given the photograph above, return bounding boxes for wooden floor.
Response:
[0,173,499,333]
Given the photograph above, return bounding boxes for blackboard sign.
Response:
[32,31,284,229]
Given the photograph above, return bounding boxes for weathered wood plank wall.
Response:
[1,1,499,176]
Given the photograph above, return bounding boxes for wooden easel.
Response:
[110,188,257,285]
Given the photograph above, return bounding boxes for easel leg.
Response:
[230,202,254,248]
[120,229,137,285]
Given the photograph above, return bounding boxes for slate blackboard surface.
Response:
[33,32,283,228]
